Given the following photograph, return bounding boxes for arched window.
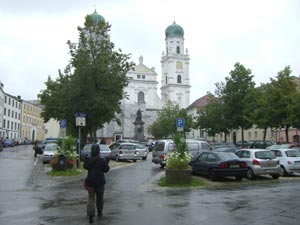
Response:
[177,75,182,83]
[138,91,145,104]
[176,46,180,54]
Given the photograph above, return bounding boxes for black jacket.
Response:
[84,157,110,187]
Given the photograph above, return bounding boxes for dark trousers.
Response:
[86,185,105,216]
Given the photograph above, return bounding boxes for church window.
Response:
[138,91,145,104]
[176,61,183,69]
[177,75,182,83]
[176,46,180,54]
[137,75,141,79]
[142,75,145,79]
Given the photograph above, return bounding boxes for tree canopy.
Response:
[39,15,134,142]
[148,101,193,139]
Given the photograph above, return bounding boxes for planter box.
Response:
[165,169,192,185]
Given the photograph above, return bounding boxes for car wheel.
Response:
[142,157,147,160]
[246,168,255,180]
[133,159,137,162]
[272,174,280,179]
[235,176,243,181]
[160,164,165,168]
[280,166,287,176]
[208,170,217,181]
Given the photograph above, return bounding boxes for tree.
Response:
[216,62,255,143]
[148,101,193,139]
[195,96,230,141]
[263,66,298,142]
[39,14,134,143]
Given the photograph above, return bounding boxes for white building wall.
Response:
[3,94,21,139]
[44,118,60,139]
[0,81,4,138]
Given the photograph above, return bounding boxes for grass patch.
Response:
[158,176,207,188]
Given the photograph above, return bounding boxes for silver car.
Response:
[109,142,139,162]
[152,139,212,168]
[42,143,58,164]
[135,143,149,160]
[235,149,281,179]
[81,144,111,162]
[271,149,300,176]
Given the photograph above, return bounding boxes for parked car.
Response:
[267,143,300,150]
[33,139,58,157]
[81,144,111,162]
[235,141,249,148]
[270,149,300,176]
[248,140,274,149]
[213,147,240,153]
[109,142,139,162]
[42,143,58,164]
[189,151,248,181]
[152,139,212,168]
[135,143,149,160]
[235,149,281,180]
[3,139,15,148]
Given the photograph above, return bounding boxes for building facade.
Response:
[3,94,22,140]
[0,81,4,138]
[21,100,45,141]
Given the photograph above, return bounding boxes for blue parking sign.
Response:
[176,118,185,128]
[60,119,67,128]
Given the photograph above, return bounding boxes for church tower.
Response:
[160,21,191,108]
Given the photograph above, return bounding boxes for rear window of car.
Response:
[100,145,110,151]
[255,151,276,159]
[136,144,146,149]
[217,152,240,160]
[285,150,300,157]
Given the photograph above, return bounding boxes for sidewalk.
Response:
[27,157,135,189]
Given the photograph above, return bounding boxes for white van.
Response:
[152,139,212,167]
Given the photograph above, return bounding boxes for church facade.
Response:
[91,11,191,142]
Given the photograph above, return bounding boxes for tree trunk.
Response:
[263,128,267,141]
[285,126,289,143]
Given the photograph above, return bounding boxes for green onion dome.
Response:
[165,21,184,38]
[89,10,105,25]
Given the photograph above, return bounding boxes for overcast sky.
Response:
[0,0,299,104]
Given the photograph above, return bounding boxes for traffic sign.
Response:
[60,119,67,128]
[176,118,185,128]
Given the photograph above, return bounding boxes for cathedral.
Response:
[90,10,191,142]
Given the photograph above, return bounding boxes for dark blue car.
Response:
[3,139,15,148]
[189,151,248,181]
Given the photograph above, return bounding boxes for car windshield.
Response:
[44,143,57,152]
[285,150,300,157]
[100,145,110,151]
[255,151,276,159]
[216,152,240,160]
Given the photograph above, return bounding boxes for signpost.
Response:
[59,119,67,152]
[176,118,185,132]
[76,112,86,168]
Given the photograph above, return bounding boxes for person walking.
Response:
[84,144,110,223]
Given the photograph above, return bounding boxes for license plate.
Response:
[230,165,239,168]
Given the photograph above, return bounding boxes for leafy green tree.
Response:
[216,62,255,143]
[263,66,298,142]
[195,96,230,141]
[39,14,134,143]
[148,101,193,139]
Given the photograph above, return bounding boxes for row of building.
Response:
[0,81,59,142]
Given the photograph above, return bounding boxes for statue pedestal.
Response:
[133,121,144,141]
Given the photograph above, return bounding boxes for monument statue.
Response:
[136,108,142,122]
